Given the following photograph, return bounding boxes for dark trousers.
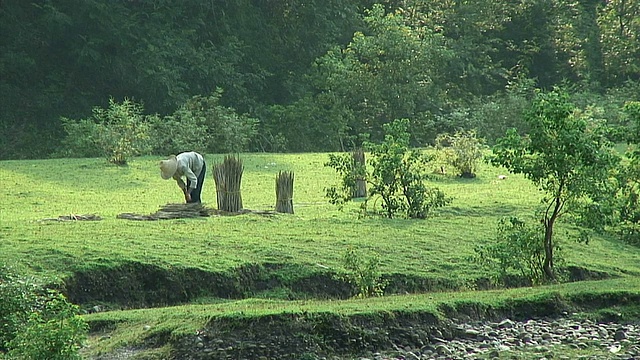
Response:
[186,162,206,203]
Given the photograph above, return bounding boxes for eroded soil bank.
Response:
[87,291,640,360]
[64,261,610,311]
[71,261,635,359]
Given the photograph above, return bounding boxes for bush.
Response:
[435,129,486,178]
[59,98,153,164]
[325,118,451,219]
[469,75,536,144]
[324,151,368,210]
[473,217,549,286]
[154,89,257,155]
[148,105,209,156]
[340,247,388,298]
[0,268,87,359]
[366,119,451,219]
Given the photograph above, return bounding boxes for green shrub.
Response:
[340,247,388,298]
[366,119,450,219]
[325,118,450,219]
[324,151,367,210]
[0,268,87,359]
[56,118,103,158]
[0,270,35,352]
[435,129,486,178]
[469,74,535,144]
[474,217,549,286]
[148,105,208,156]
[59,98,153,164]
[156,89,257,155]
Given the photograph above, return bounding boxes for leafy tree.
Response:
[612,102,640,244]
[490,88,620,280]
[598,0,640,86]
[312,4,453,145]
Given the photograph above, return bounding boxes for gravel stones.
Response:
[175,316,639,360]
[384,317,640,359]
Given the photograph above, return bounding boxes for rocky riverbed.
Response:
[173,316,640,360]
[363,317,640,360]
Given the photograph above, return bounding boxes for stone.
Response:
[498,319,515,329]
[614,329,627,341]
[435,344,451,355]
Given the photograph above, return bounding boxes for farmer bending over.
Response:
[159,151,206,203]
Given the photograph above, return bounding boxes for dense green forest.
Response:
[1,0,639,159]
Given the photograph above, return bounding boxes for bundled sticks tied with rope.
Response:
[213,155,244,212]
[275,171,294,214]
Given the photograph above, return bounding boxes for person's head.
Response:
[159,155,178,180]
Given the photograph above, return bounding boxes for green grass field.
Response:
[1,153,639,358]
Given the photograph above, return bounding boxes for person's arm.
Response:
[183,168,198,191]
[174,176,187,193]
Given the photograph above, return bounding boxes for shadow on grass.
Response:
[438,204,523,218]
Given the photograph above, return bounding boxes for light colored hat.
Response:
[159,155,178,180]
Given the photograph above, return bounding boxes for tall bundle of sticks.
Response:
[213,155,244,212]
[352,148,367,198]
[275,171,294,214]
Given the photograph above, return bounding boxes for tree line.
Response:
[1,0,639,159]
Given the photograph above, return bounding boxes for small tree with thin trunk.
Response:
[490,88,619,281]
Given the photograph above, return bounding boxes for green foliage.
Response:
[325,119,450,219]
[180,90,258,154]
[490,88,621,280]
[150,89,258,155]
[474,217,548,286]
[612,102,640,245]
[148,108,208,156]
[340,247,388,298]
[572,101,640,245]
[324,152,366,210]
[311,4,453,145]
[2,1,640,159]
[435,130,486,178]
[0,270,35,352]
[59,98,153,164]
[469,74,537,144]
[0,268,87,359]
[366,119,451,219]
[257,95,349,152]
[599,0,640,86]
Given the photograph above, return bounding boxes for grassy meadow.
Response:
[1,152,639,357]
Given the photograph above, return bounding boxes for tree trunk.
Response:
[352,149,367,198]
[543,219,555,280]
[213,155,244,212]
[275,171,294,214]
[543,195,563,281]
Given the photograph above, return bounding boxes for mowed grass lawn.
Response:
[1,152,638,283]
